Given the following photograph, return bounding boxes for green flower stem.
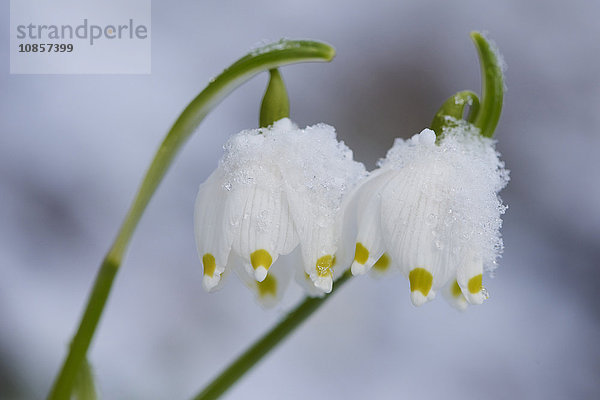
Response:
[431,32,504,138]
[192,270,353,400]
[47,39,335,400]
[470,31,504,138]
[260,69,290,128]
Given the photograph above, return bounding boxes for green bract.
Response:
[260,69,290,128]
[432,32,504,138]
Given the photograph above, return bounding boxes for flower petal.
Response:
[226,182,299,282]
[350,170,396,275]
[232,252,292,308]
[442,279,469,311]
[284,181,338,292]
[456,252,489,305]
[194,168,234,292]
[370,253,394,276]
[335,168,395,275]
[380,172,457,306]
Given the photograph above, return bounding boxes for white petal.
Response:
[303,227,336,293]
[202,267,230,293]
[456,251,488,305]
[335,168,395,275]
[286,189,340,293]
[368,253,395,277]
[351,170,396,275]
[225,181,298,282]
[194,168,233,292]
[271,122,366,293]
[233,252,292,308]
[380,172,456,306]
[295,270,328,298]
[410,289,436,307]
[442,279,469,311]
[285,247,327,298]
[277,191,300,255]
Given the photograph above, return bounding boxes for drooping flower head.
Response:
[339,124,509,308]
[195,118,366,305]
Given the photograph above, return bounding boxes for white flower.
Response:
[339,126,509,307]
[194,118,365,305]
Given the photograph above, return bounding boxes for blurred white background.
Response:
[1,0,599,399]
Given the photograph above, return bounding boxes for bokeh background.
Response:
[1,0,599,399]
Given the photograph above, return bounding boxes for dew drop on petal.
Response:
[481,287,490,300]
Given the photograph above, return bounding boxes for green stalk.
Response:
[470,31,504,137]
[47,39,335,400]
[431,32,504,138]
[73,358,97,400]
[259,69,290,127]
[192,270,353,400]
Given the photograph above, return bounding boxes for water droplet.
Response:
[481,287,489,299]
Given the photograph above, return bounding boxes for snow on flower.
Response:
[194,118,366,305]
[338,124,509,308]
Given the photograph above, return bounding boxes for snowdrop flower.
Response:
[339,124,508,307]
[194,118,365,304]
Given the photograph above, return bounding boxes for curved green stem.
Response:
[470,31,504,137]
[430,90,480,136]
[192,270,353,400]
[431,32,504,139]
[47,39,335,400]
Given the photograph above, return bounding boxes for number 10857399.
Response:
[18,43,74,53]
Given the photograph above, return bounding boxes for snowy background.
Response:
[1,0,599,399]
